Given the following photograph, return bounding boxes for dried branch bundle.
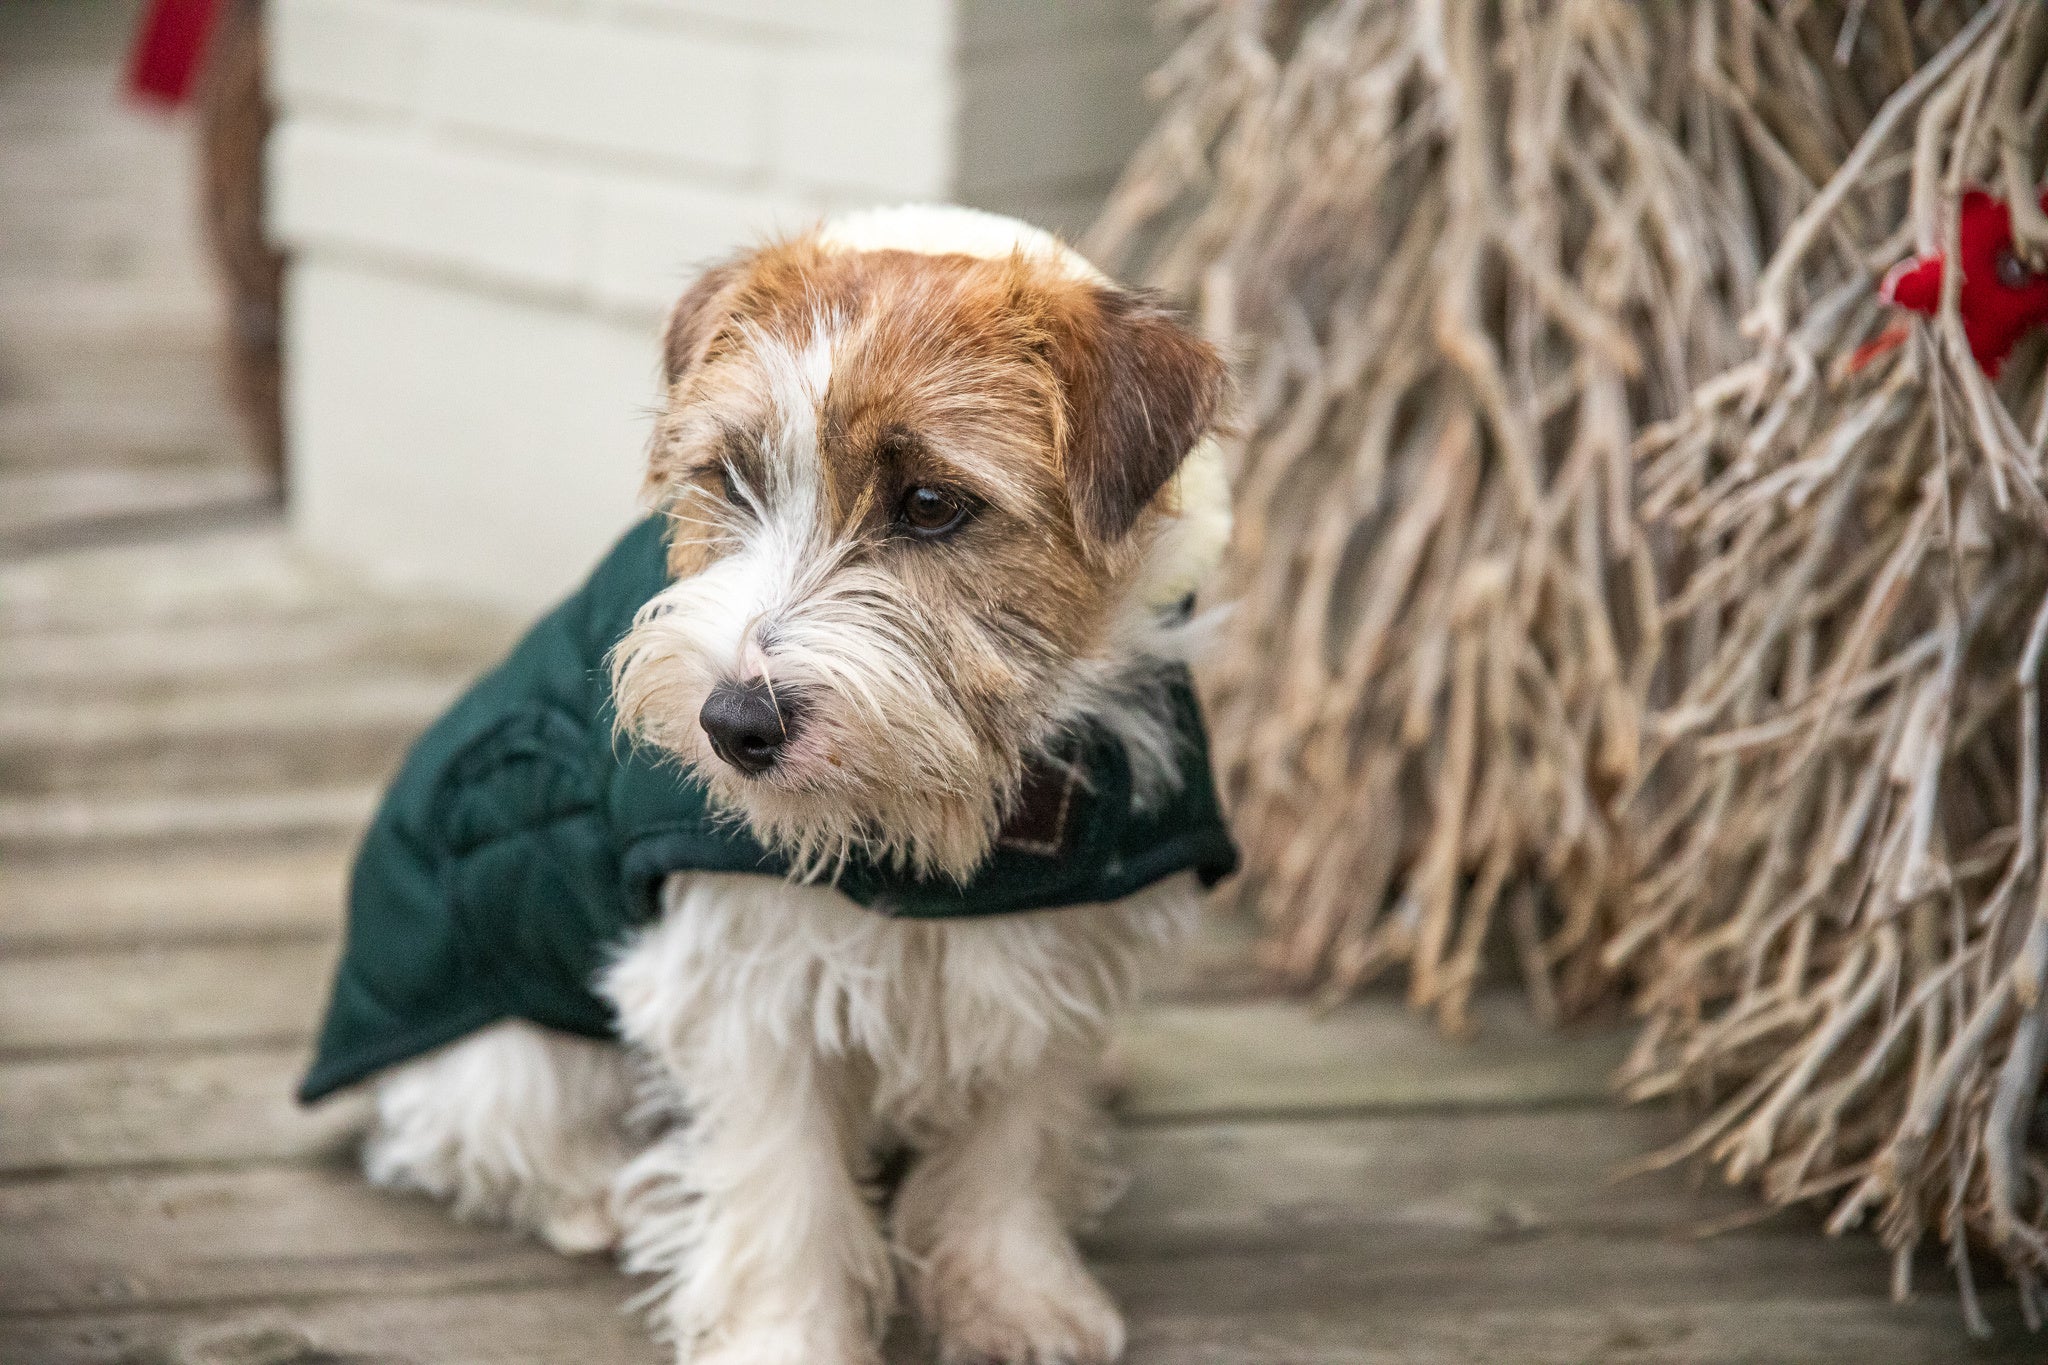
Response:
[1089,0,1759,1030]
[1622,0,2048,1330]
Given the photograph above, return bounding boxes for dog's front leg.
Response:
[614,1040,893,1365]
[894,1045,1125,1365]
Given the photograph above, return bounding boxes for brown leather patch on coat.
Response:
[996,755,1081,857]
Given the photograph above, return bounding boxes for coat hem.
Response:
[298,999,512,1105]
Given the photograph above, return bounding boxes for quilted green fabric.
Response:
[299,518,1238,1103]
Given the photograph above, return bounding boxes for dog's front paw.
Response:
[536,1191,620,1255]
[918,1232,1125,1365]
[683,1320,880,1365]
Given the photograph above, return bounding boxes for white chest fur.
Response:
[601,870,1197,1129]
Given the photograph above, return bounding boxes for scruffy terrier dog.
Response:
[356,207,1232,1365]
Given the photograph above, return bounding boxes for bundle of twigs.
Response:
[1088,0,1757,1030]
[1619,0,2048,1329]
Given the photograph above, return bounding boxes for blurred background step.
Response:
[0,840,354,950]
[0,466,277,551]
[0,1045,369,1175]
[0,939,335,1056]
[0,674,472,799]
[0,0,270,566]
[1,612,508,693]
[0,400,249,486]
[0,280,227,401]
[0,528,420,631]
[0,786,380,857]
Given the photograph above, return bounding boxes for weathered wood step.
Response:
[0,1111,1731,1322]
[0,183,208,290]
[0,528,383,633]
[0,56,202,121]
[0,399,248,475]
[3,1284,658,1365]
[0,941,336,1056]
[0,844,1248,980]
[0,281,226,407]
[0,1106,1734,1318]
[0,676,461,800]
[0,1235,2030,1363]
[0,932,1619,1100]
[2,737,409,805]
[1118,995,1629,1120]
[0,467,275,547]
[0,275,222,328]
[0,841,353,950]
[0,926,1277,1056]
[1101,1241,2032,1364]
[0,147,196,191]
[0,786,379,857]
[0,1047,365,1175]
[1104,1106,1745,1258]
[0,990,1627,1173]
[0,1163,594,1317]
[0,31,191,75]
[0,613,508,694]
[0,673,464,748]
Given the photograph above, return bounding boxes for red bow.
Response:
[1880,188,2048,377]
[125,0,225,107]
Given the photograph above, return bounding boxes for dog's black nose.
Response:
[699,679,798,775]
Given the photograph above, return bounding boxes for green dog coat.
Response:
[298,517,1238,1103]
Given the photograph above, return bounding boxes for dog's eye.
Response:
[1998,246,2034,291]
[899,486,969,538]
[716,463,745,507]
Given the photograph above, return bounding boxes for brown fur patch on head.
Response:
[1032,283,1226,546]
[659,260,745,386]
[622,228,1225,875]
[650,237,1224,566]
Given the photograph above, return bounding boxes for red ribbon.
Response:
[125,0,227,107]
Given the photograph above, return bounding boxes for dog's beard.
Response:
[610,551,1033,884]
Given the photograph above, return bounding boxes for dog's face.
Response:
[611,220,1224,879]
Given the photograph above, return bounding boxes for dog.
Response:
[352,205,1233,1365]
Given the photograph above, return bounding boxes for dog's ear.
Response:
[1044,285,1226,545]
[661,259,747,387]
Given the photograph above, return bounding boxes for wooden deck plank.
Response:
[0,993,1621,1175]
[0,941,335,1055]
[3,738,413,808]
[0,925,1253,1050]
[0,472,276,552]
[0,683,454,800]
[0,613,507,693]
[1103,1107,1749,1256]
[0,1242,2029,1365]
[1143,899,1268,1001]
[0,786,379,855]
[0,842,353,950]
[0,1089,2027,1355]
[0,1107,1734,1318]
[0,1004,1623,1176]
[0,1048,364,1174]
[0,528,382,634]
[0,468,273,545]
[0,677,466,751]
[0,399,250,478]
[1103,1251,2036,1365]
[0,937,1619,1115]
[0,847,1271,998]
[0,1164,594,1317]
[1118,995,1629,1119]
[2,1284,660,1365]
[0,279,233,391]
